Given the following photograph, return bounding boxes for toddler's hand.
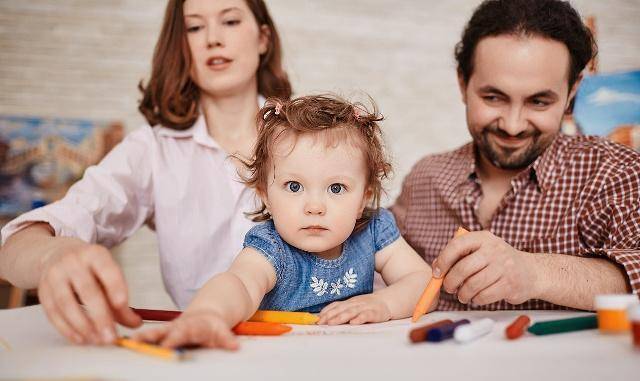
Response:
[317,294,391,325]
[132,310,239,350]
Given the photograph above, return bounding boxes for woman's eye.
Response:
[186,25,203,33]
[329,183,345,194]
[223,19,241,26]
[286,181,303,193]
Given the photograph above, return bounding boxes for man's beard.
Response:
[472,125,557,170]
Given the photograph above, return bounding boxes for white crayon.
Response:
[454,318,494,343]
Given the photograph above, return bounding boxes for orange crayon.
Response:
[409,319,454,343]
[505,315,531,340]
[411,227,469,322]
[232,321,292,336]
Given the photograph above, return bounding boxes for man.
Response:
[392,0,640,311]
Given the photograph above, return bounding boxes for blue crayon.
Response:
[426,319,471,342]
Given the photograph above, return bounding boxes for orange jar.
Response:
[629,305,640,349]
[594,294,639,334]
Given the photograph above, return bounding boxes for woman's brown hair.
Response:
[241,94,392,232]
[138,0,292,130]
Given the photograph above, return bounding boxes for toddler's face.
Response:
[261,133,370,260]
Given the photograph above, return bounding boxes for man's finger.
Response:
[433,231,483,277]
[442,250,488,294]
[470,278,505,306]
[456,263,502,304]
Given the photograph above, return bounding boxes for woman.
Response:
[0,0,291,346]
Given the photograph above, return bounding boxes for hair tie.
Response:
[353,105,367,121]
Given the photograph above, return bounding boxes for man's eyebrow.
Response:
[478,86,508,96]
[528,90,559,100]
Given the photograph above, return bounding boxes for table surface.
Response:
[1,305,638,381]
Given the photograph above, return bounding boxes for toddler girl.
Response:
[135,95,432,349]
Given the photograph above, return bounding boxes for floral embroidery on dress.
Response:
[330,279,344,295]
[310,268,357,297]
[310,277,329,296]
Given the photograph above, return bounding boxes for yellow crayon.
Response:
[249,310,319,325]
[116,337,185,361]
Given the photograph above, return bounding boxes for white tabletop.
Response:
[0,305,638,380]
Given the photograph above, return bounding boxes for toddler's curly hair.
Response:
[241,94,392,232]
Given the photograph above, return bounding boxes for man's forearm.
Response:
[531,252,631,311]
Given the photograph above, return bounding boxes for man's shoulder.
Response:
[559,134,640,171]
[405,143,473,183]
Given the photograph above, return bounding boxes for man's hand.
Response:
[317,294,392,325]
[432,230,539,306]
[38,240,142,345]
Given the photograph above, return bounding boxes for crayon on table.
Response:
[249,310,319,325]
[527,315,598,336]
[132,308,319,325]
[454,318,494,343]
[232,321,292,336]
[116,336,185,361]
[409,319,453,343]
[505,315,531,340]
[411,227,469,322]
[132,308,180,321]
[426,319,470,342]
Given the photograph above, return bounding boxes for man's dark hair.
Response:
[455,0,597,90]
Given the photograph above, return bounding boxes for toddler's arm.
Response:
[318,236,431,325]
[134,247,276,349]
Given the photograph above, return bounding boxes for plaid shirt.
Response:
[391,134,640,311]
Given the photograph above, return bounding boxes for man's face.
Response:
[459,35,579,170]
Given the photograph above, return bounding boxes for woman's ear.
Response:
[258,25,271,55]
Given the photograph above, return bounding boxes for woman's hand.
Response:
[317,294,392,325]
[133,310,239,350]
[37,238,141,345]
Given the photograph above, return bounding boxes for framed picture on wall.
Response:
[571,70,640,150]
[0,116,124,218]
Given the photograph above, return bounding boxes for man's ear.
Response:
[568,74,583,104]
[457,71,468,105]
[258,25,271,55]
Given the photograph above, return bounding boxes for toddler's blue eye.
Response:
[286,181,302,192]
[329,183,344,194]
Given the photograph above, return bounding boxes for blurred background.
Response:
[1,0,639,308]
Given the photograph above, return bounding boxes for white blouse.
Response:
[1,113,260,309]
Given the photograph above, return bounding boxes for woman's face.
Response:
[183,0,269,97]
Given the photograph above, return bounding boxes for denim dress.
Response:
[243,208,400,313]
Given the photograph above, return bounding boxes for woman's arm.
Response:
[0,223,141,345]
